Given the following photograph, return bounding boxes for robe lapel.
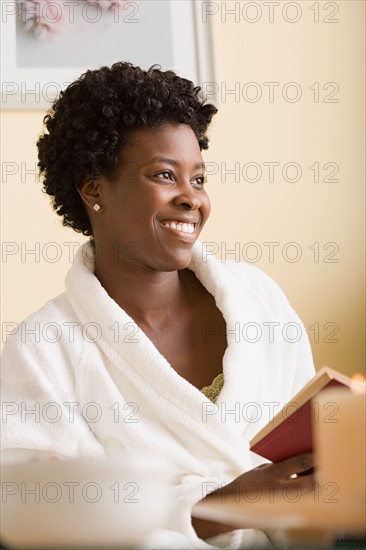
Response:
[65,241,266,470]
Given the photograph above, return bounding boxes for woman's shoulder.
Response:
[2,291,82,363]
[1,293,85,415]
[220,259,294,313]
[4,292,74,337]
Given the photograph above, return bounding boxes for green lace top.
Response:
[200,373,224,403]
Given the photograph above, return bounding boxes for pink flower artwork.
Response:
[19,0,64,40]
[87,0,121,10]
[18,0,130,40]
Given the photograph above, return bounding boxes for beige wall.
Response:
[1,1,365,376]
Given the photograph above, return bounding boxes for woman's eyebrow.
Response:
[146,156,205,170]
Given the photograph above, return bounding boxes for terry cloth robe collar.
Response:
[65,240,268,472]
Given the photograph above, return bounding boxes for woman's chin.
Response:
[157,248,194,272]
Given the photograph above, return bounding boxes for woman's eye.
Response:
[156,171,173,180]
[193,175,206,187]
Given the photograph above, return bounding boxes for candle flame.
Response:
[350,373,366,395]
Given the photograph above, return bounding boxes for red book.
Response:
[250,367,353,462]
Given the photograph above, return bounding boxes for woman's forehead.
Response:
[118,123,203,165]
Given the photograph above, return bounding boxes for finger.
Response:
[253,463,271,470]
[273,452,314,479]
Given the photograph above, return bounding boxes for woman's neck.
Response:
[94,252,190,327]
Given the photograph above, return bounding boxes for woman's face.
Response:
[92,123,211,272]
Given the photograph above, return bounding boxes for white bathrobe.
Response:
[1,240,315,548]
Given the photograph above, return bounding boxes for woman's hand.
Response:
[192,452,315,540]
[222,451,315,498]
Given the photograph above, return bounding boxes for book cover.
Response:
[249,367,351,462]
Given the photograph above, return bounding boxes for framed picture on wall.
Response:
[0,0,218,109]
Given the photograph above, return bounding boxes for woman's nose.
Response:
[173,180,202,210]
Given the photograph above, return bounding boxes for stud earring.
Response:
[93,203,101,212]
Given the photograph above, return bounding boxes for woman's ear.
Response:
[78,178,103,213]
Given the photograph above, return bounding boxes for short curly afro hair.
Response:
[37,62,218,236]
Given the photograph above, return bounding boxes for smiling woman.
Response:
[1,62,316,549]
[80,122,225,391]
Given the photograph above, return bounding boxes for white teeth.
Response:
[162,221,195,234]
